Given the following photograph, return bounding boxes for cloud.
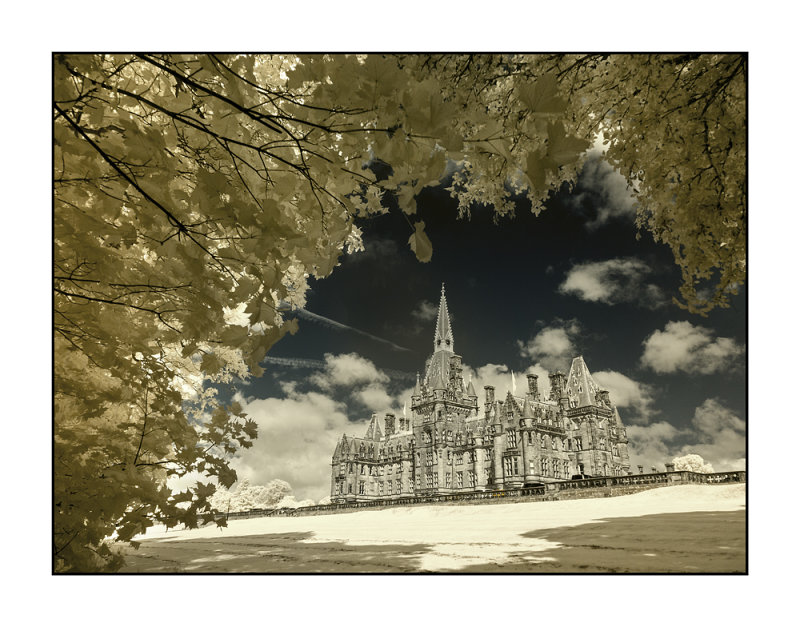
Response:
[355,382,394,411]
[567,153,638,229]
[411,299,438,322]
[640,321,744,374]
[677,399,746,471]
[227,389,361,501]
[558,257,668,309]
[517,320,581,372]
[220,351,418,499]
[625,398,745,473]
[308,352,389,390]
[592,370,657,423]
[626,421,685,472]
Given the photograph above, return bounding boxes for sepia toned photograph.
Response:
[53,51,746,576]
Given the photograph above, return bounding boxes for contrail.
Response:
[294,308,413,353]
[263,356,326,369]
[263,356,416,382]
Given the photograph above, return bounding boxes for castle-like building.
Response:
[330,286,631,503]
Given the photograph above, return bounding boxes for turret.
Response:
[385,413,395,437]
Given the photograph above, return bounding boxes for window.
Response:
[456,471,463,488]
[360,464,365,475]
[575,437,582,451]
[468,471,476,488]
[409,478,414,491]
[469,450,476,463]
[551,437,557,450]
[426,473,433,489]
[599,437,606,450]
[378,482,384,496]
[529,460,536,474]
[446,472,452,488]
[541,458,549,475]
[396,480,402,494]
[541,434,547,448]
[564,460,569,477]
[505,457,519,476]
[612,444,619,456]
[339,463,345,475]
[554,462,560,478]
[348,483,353,494]
[358,481,365,495]
[527,431,533,445]
[335,482,341,495]
[506,429,517,448]
[387,479,392,493]
[433,473,438,488]
[456,453,463,466]
[447,450,452,462]
[426,452,433,467]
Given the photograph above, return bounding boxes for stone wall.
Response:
[223,470,746,520]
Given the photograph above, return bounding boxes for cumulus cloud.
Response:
[592,370,657,423]
[566,154,639,229]
[677,399,746,471]
[517,320,581,372]
[355,382,394,411]
[559,257,668,309]
[640,321,744,374]
[626,421,686,472]
[308,352,389,390]
[626,399,745,473]
[229,389,364,502]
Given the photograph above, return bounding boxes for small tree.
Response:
[672,453,714,473]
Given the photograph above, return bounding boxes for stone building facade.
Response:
[330,286,631,503]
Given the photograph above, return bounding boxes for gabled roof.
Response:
[364,413,383,441]
[565,356,603,408]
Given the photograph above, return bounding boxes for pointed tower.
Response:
[425,284,455,390]
[434,283,454,353]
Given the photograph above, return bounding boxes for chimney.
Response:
[638,465,644,474]
[484,385,495,405]
[651,466,657,474]
[527,374,539,399]
[665,463,675,472]
[385,413,395,437]
[598,390,611,406]
[548,372,567,401]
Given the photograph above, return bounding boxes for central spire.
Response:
[434,283,454,353]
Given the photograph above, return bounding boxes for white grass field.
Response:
[127,484,746,572]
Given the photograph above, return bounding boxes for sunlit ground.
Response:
[119,484,746,573]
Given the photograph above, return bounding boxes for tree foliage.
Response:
[53,53,745,571]
[208,478,295,512]
[672,453,715,473]
[405,53,746,314]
